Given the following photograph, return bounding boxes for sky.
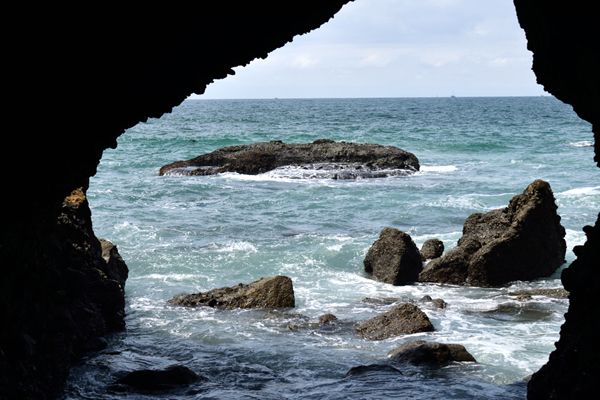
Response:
[195,0,545,99]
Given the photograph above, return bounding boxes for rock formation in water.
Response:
[159,139,420,178]
[1,1,597,398]
[364,228,423,285]
[420,239,444,261]
[419,180,566,287]
[388,340,475,367]
[168,276,295,309]
[355,303,434,340]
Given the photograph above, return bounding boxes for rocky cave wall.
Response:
[0,3,350,399]
[513,1,599,398]
[0,2,597,399]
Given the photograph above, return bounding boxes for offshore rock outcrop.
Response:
[168,276,295,309]
[159,140,420,178]
[419,180,566,287]
[364,228,423,285]
[0,189,128,399]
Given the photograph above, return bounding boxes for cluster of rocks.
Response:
[364,180,567,288]
[139,179,567,393]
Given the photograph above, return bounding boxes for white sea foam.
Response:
[419,165,458,173]
[209,240,258,253]
[569,140,593,147]
[558,186,600,197]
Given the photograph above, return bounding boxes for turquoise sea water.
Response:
[66,97,598,399]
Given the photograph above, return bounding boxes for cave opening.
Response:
[67,2,597,399]
[2,2,596,400]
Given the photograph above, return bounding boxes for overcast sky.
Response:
[195,0,545,99]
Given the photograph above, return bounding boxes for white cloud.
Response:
[197,0,544,98]
[291,55,319,69]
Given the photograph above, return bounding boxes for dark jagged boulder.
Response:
[355,303,434,340]
[419,180,566,287]
[100,239,129,286]
[168,276,295,309]
[388,340,475,367]
[115,365,202,392]
[420,239,444,261]
[364,228,423,285]
[159,140,419,178]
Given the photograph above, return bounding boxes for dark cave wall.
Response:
[514,1,600,398]
[1,3,351,399]
[0,1,597,399]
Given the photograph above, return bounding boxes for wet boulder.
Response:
[115,365,202,392]
[168,275,295,309]
[419,180,566,287]
[388,340,475,367]
[364,228,423,285]
[355,303,434,340]
[420,239,444,260]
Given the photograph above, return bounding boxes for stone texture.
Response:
[159,140,419,177]
[168,276,295,309]
[420,239,444,260]
[419,180,566,287]
[388,340,476,367]
[364,228,423,285]
[355,303,434,340]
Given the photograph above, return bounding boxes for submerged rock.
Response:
[508,288,569,299]
[355,303,434,340]
[345,364,403,377]
[159,139,419,177]
[420,295,447,309]
[168,275,295,309]
[318,313,338,325]
[115,365,202,392]
[420,239,444,260]
[388,340,476,367]
[419,180,566,287]
[364,228,423,285]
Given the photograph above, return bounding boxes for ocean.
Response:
[65,97,598,399]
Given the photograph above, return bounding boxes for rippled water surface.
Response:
[65,97,598,399]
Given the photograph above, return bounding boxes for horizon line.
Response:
[188,94,551,101]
